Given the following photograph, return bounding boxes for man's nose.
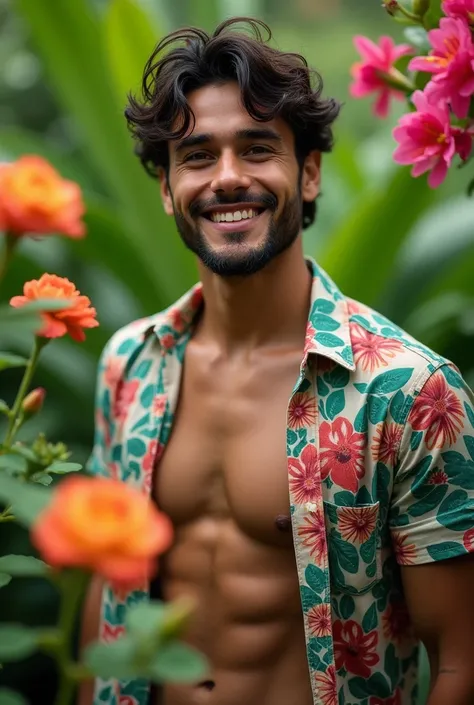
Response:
[210,151,252,194]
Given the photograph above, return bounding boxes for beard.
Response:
[172,189,303,277]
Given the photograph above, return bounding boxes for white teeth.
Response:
[210,208,260,223]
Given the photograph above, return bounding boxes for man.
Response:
[81,17,474,705]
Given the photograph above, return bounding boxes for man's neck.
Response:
[196,241,312,354]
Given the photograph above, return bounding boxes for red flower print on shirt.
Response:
[298,509,326,564]
[427,469,448,485]
[409,370,464,449]
[102,622,125,642]
[104,356,122,389]
[288,392,316,430]
[463,527,474,552]
[161,333,175,351]
[371,423,403,466]
[143,440,158,474]
[114,379,140,423]
[382,600,413,645]
[152,393,167,417]
[308,602,332,637]
[351,325,403,373]
[320,418,366,493]
[370,691,401,705]
[392,532,417,564]
[333,619,379,677]
[119,697,139,705]
[314,665,337,705]
[289,444,320,504]
[337,505,378,544]
[304,323,317,354]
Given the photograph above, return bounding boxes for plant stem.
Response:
[3,337,47,449]
[54,569,91,705]
[0,232,19,282]
[396,4,423,23]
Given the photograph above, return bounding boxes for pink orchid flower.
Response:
[393,90,472,188]
[350,35,413,118]
[409,17,474,118]
[442,0,474,23]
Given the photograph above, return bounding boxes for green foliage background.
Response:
[0,0,473,702]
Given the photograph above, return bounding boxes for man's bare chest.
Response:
[154,345,303,545]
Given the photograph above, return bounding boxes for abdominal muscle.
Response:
[155,515,314,705]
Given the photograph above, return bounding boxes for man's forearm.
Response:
[427,671,474,705]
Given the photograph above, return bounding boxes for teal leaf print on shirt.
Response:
[117,339,135,355]
[134,360,152,379]
[340,595,355,619]
[370,368,414,395]
[362,603,378,633]
[427,541,467,561]
[437,490,474,531]
[465,402,474,427]
[372,463,390,506]
[384,644,401,691]
[390,390,406,424]
[311,298,335,315]
[139,384,155,408]
[408,485,448,517]
[410,431,423,451]
[305,564,326,592]
[312,314,340,332]
[354,383,367,394]
[349,674,391,699]
[354,406,368,433]
[315,333,345,348]
[368,396,389,424]
[360,533,377,565]
[356,486,373,505]
[441,365,464,389]
[441,456,474,489]
[301,586,322,610]
[317,377,330,397]
[333,491,356,507]
[463,436,474,462]
[325,367,350,389]
[326,391,345,421]
[333,533,359,574]
[127,438,147,458]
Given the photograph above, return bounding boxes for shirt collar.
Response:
[147,258,355,371]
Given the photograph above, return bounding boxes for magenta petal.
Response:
[409,56,438,73]
[393,44,414,61]
[428,159,448,188]
[451,92,471,118]
[373,90,390,118]
[353,35,385,66]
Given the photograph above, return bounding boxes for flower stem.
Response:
[3,337,47,449]
[0,232,19,282]
[396,4,423,23]
[54,569,91,705]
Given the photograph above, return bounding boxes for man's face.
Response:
[160,81,320,277]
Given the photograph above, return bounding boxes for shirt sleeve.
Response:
[389,363,474,565]
[85,340,115,479]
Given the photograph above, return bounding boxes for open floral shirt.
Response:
[88,259,474,705]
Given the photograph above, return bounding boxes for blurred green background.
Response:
[0,0,472,702]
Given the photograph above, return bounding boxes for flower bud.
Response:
[383,0,401,16]
[22,387,45,415]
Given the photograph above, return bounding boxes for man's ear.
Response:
[301,151,321,203]
[159,167,174,216]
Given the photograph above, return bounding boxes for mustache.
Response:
[189,192,277,219]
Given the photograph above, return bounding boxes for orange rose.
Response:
[10,273,99,342]
[0,155,85,238]
[31,476,173,589]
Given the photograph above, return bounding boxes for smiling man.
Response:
[81,17,474,705]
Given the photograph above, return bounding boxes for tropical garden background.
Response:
[1,0,473,702]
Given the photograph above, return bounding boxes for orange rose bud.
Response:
[31,476,173,589]
[22,387,46,415]
[0,155,85,238]
[10,273,99,342]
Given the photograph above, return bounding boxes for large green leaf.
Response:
[0,555,48,578]
[0,625,39,660]
[0,474,52,528]
[0,689,28,705]
[17,0,195,303]
[319,167,436,306]
[103,0,162,104]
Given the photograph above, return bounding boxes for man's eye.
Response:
[184,152,212,162]
[246,145,271,156]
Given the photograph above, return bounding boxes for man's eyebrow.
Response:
[174,128,283,152]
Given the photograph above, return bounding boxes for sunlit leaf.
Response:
[0,574,12,588]
[148,641,208,683]
[0,353,28,371]
[85,637,139,679]
[0,555,47,578]
[45,462,82,474]
[0,474,51,528]
[0,455,27,474]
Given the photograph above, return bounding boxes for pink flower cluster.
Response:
[350,0,474,187]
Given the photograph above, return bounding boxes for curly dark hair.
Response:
[125,17,341,229]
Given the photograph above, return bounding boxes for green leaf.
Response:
[311,314,340,332]
[348,678,370,699]
[0,625,39,660]
[0,305,41,336]
[340,594,355,619]
[317,377,330,397]
[324,367,350,389]
[464,436,474,462]
[0,555,47,578]
[315,332,344,348]
[0,573,12,588]
[465,402,474,428]
[403,26,431,51]
[300,586,321,610]
[45,462,82,474]
[0,689,28,705]
[0,353,28,372]
[438,490,474,531]
[149,641,208,683]
[366,673,391,698]
[362,603,378,633]
[30,473,53,486]
[370,368,414,395]
[0,474,51,528]
[104,0,161,103]
[126,602,166,637]
[408,485,448,517]
[427,541,467,561]
[333,534,359,574]
[85,637,139,679]
[410,431,423,451]
[354,406,368,433]
[326,390,345,421]
[390,390,406,424]
[0,399,9,415]
[424,0,443,28]
[0,455,27,474]
[360,532,377,565]
[333,491,355,507]
[311,298,335,315]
